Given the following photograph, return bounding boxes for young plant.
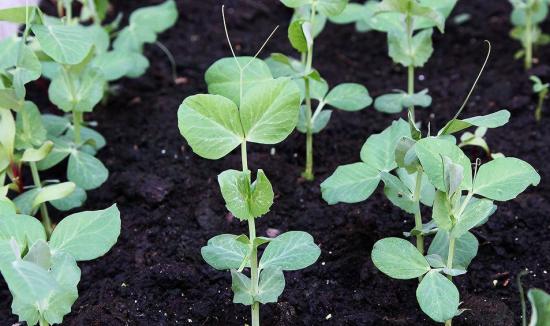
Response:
[518,271,550,326]
[177,11,320,325]
[509,0,550,69]
[0,205,121,326]
[330,0,457,118]
[322,46,540,324]
[531,75,548,121]
[268,0,372,181]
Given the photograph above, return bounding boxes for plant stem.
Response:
[535,90,547,122]
[241,141,248,172]
[525,10,533,70]
[405,13,416,122]
[444,235,456,326]
[87,0,101,25]
[412,171,424,256]
[30,162,53,237]
[247,217,260,326]
[302,4,316,181]
[303,78,314,181]
[73,110,82,145]
[518,270,528,326]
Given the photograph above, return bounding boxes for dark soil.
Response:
[2,0,550,325]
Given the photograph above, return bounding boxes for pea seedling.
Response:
[0,205,121,326]
[268,0,372,181]
[177,8,320,325]
[323,43,540,324]
[531,75,548,121]
[509,0,549,69]
[331,0,457,118]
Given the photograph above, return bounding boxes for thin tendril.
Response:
[222,5,241,70]
[451,40,492,121]
[242,25,279,71]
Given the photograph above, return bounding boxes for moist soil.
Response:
[1,0,550,325]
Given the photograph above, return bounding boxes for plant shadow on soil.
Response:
[1,0,550,325]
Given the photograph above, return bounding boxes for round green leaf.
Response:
[49,205,121,261]
[473,157,540,201]
[177,94,243,160]
[321,162,381,204]
[325,83,372,111]
[201,234,249,270]
[371,237,430,279]
[416,270,460,322]
[67,150,108,190]
[32,24,92,65]
[259,231,320,271]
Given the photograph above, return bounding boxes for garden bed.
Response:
[1,0,549,325]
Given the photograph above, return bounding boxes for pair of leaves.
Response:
[388,28,434,67]
[321,119,410,204]
[218,169,274,221]
[179,60,300,160]
[438,110,511,135]
[49,66,105,113]
[113,0,178,53]
[13,182,76,216]
[374,89,432,114]
[371,237,459,322]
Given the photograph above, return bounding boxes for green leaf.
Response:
[388,28,434,67]
[0,214,46,262]
[91,50,136,81]
[113,24,156,52]
[321,162,381,204]
[13,188,40,216]
[309,109,333,133]
[129,0,178,34]
[329,3,366,24]
[230,270,253,305]
[32,24,92,65]
[371,237,430,279]
[240,78,300,144]
[324,83,372,111]
[23,240,51,269]
[259,231,320,271]
[280,0,310,8]
[256,266,285,304]
[205,57,273,106]
[67,150,108,190]
[380,172,416,214]
[451,198,495,238]
[318,0,349,17]
[15,101,47,150]
[432,191,452,230]
[66,126,106,151]
[42,114,71,137]
[218,169,274,221]
[124,53,150,78]
[201,234,249,270]
[415,137,472,192]
[36,136,72,171]
[0,88,24,110]
[48,67,105,113]
[397,169,435,206]
[2,260,59,324]
[428,230,478,269]
[360,119,410,171]
[442,155,464,195]
[0,108,15,156]
[416,270,460,322]
[49,205,120,261]
[50,186,86,211]
[177,94,243,160]
[288,19,309,53]
[20,141,53,162]
[32,182,76,209]
[528,288,550,326]
[0,6,39,24]
[438,110,511,135]
[473,157,540,201]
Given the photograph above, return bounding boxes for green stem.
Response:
[444,236,456,326]
[412,171,424,256]
[518,270,528,326]
[535,90,546,122]
[303,78,314,181]
[405,13,416,122]
[248,217,260,326]
[241,141,248,172]
[525,10,533,70]
[302,4,316,181]
[73,110,82,145]
[30,162,53,237]
[87,0,101,25]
